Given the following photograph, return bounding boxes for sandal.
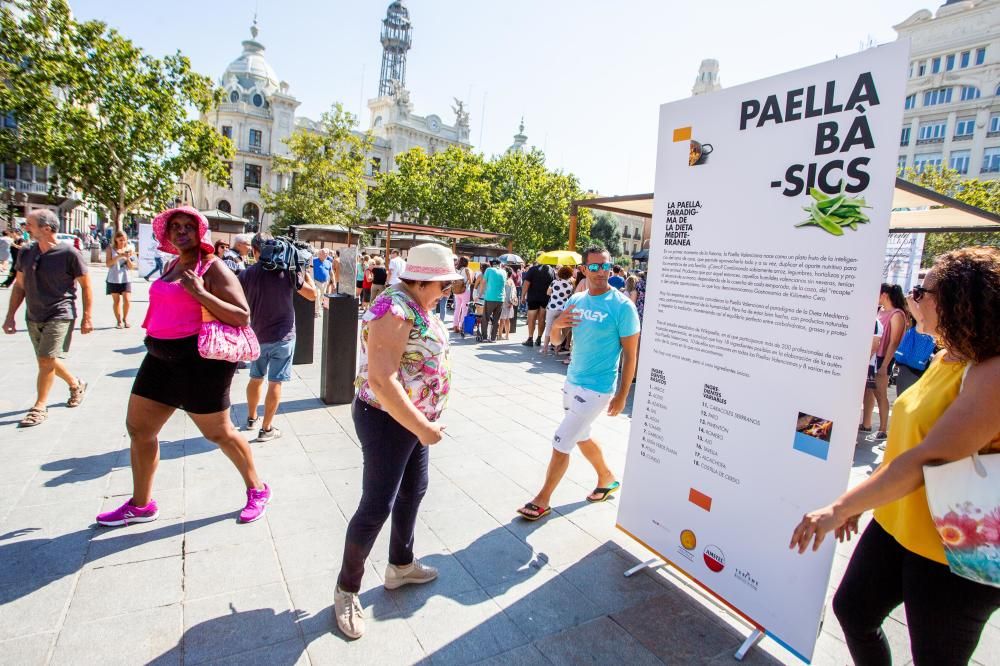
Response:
[516,503,551,521]
[18,407,48,428]
[587,481,621,503]
[67,379,88,408]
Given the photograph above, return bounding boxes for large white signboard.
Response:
[137,222,157,277]
[616,42,908,662]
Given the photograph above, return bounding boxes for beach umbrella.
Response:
[498,253,524,265]
[537,250,582,266]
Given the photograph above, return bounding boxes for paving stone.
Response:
[285,562,398,637]
[532,616,662,666]
[202,635,310,666]
[507,514,604,569]
[385,552,483,614]
[181,583,300,665]
[306,613,426,664]
[485,568,602,641]
[0,632,56,665]
[273,526,349,580]
[86,516,186,567]
[67,556,183,624]
[452,529,546,588]
[0,574,76,641]
[185,540,284,600]
[404,589,528,665]
[557,547,669,616]
[471,643,551,666]
[54,603,183,665]
[182,510,272,552]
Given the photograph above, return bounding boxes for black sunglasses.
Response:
[910,285,935,302]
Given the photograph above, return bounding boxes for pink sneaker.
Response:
[96,498,159,527]
[239,483,271,523]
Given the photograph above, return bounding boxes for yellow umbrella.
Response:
[536,250,582,266]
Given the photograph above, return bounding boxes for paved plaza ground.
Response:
[0,269,996,665]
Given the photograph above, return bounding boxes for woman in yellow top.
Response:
[790,247,1000,666]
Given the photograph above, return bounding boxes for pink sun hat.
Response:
[151,206,215,255]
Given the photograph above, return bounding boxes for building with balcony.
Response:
[895,0,1000,179]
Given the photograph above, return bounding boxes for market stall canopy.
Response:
[200,208,249,224]
[632,248,649,261]
[363,221,510,242]
[570,178,1000,233]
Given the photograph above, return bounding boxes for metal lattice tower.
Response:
[378,1,413,97]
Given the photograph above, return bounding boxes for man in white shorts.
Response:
[517,246,640,521]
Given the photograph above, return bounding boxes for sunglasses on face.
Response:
[586,262,613,272]
[910,285,935,302]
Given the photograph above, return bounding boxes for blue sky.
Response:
[70,0,931,195]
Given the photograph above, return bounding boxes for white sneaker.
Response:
[334,586,365,639]
[384,559,438,590]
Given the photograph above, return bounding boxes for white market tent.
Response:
[572,178,1000,241]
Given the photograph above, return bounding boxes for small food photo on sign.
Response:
[792,412,834,461]
[689,139,714,166]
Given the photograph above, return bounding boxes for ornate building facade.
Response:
[188,20,299,230]
[895,0,1000,180]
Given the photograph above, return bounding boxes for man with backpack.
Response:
[239,233,317,442]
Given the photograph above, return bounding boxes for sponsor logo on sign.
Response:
[703,544,726,573]
[734,566,759,591]
[680,529,697,551]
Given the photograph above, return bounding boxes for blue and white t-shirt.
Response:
[565,288,641,394]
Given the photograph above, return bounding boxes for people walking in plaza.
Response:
[105,230,135,328]
[517,247,640,521]
[478,259,506,342]
[790,247,1000,666]
[362,258,374,310]
[521,260,555,347]
[240,232,317,442]
[498,266,518,340]
[387,248,405,286]
[540,265,576,355]
[3,210,93,428]
[143,248,166,281]
[370,255,388,302]
[97,207,270,527]
[0,228,11,275]
[334,243,456,639]
[223,233,252,275]
[1,232,23,288]
[860,283,908,441]
[312,248,332,318]
[451,256,472,335]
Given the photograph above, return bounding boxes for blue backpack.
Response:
[894,327,936,372]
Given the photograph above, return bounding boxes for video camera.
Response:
[257,236,312,275]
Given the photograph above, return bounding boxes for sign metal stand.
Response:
[624,558,764,662]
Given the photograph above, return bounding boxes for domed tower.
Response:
[221,18,280,107]
[692,59,721,96]
[378,1,413,97]
[507,118,528,154]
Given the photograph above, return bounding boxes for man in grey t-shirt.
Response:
[3,210,93,427]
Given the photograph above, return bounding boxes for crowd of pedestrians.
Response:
[2,205,997,659]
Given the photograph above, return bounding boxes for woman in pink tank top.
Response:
[860,283,908,441]
[96,207,272,528]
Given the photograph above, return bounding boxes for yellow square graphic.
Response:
[672,127,692,142]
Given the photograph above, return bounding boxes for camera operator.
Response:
[239,232,317,442]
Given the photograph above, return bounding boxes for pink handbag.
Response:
[193,258,260,363]
[198,307,260,362]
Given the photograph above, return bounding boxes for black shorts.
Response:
[131,335,237,414]
[866,356,896,388]
[106,282,132,295]
[527,297,549,311]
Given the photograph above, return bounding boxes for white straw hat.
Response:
[398,243,463,282]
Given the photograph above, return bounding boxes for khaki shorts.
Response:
[27,319,74,359]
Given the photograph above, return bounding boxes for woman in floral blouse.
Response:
[334,244,459,640]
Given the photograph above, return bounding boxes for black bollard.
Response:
[320,294,359,405]
[292,292,314,365]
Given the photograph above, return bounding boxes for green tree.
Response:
[367,145,590,257]
[262,103,373,234]
[0,0,233,231]
[589,212,622,257]
[898,166,1000,266]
